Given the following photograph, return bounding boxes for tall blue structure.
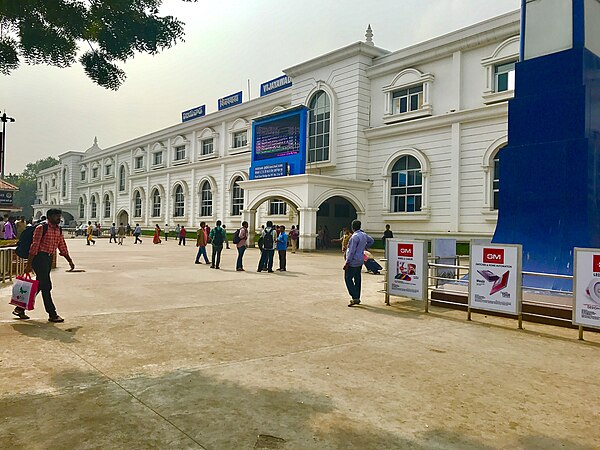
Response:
[493,0,600,290]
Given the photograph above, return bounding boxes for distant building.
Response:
[0,179,20,218]
[33,11,520,250]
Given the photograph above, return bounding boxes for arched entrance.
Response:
[35,211,42,220]
[117,210,129,227]
[62,211,75,226]
[316,196,357,250]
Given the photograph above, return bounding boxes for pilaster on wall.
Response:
[450,122,461,232]
[298,207,318,251]
[242,209,256,247]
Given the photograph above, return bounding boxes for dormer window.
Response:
[392,85,423,115]
[383,68,433,124]
[481,36,519,104]
[494,61,516,93]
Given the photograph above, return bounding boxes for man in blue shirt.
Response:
[344,220,374,306]
[277,225,289,271]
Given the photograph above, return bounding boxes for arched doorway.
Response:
[62,212,75,226]
[316,196,357,250]
[117,210,129,227]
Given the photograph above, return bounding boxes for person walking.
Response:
[133,224,142,244]
[178,226,187,246]
[86,221,96,245]
[117,222,125,245]
[195,221,210,264]
[222,224,230,249]
[382,224,394,253]
[276,225,288,271]
[258,221,276,273]
[209,220,226,269]
[12,208,75,322]
[126,223,131,236]
[344,219,374,307]
[153,224,162,244]
[109,223,117,243]
[164,223,170,241]
[341,227,352,258]
[234,221,248,271]
[289,225,299,253]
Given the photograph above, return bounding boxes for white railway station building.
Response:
[34,11,520,250]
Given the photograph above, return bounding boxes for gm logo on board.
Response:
[483,248,504,264]
[398,244,413,258]
[593,255,600,273]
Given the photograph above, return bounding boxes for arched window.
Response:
[492,151,500,210]
[200,181,212,217]
[91,195,97,218]
[104,194,111,218]
[390,155,422,213]
[119,165,126,191]
[62,168,67,196]
[134,191,142,217]
[44,183,48,202]
[231,177,244,216]
[174,185,185,217]
[152,189,161,217]
[308,91,330,163]
[78,197,84,218]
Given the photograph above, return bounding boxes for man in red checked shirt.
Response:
[13,209,75,322]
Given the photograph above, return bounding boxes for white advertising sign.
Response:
[387,240,427,301]
[469,243,522,315]
[573,248,600,329]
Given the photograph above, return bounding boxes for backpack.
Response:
[211,227,225,246]
[263,228,274,249]
[232,228,241,244]
[16,223,55,259]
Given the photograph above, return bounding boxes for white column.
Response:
[450,122,461,232]
[242,209,256,247]
[298,207,318,251]
[190,168,196,228]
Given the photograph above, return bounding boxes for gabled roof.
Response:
[0,179,19,191]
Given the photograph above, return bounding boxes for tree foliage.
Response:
[0,0,196,90]
[6,156,59,218]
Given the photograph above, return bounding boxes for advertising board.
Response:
[573,248,600,329]
[260,75,292,97]
[218,92,242,111]
[469,243,522,315]
[0,190,13,206]
[387,240,428,301]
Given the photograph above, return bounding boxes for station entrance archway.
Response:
[316,196,357,249]
[117,210,129,227]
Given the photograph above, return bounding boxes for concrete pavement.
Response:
[1,236,599,449]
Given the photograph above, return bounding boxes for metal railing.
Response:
[0,247,27,283]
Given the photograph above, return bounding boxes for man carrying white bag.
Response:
[11,208,75,322]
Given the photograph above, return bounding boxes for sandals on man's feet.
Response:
[48,316,64,323]
[12,309,30,320]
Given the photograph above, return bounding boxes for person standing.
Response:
[133,224,142,244]
[341,227,352,258]
[12,208,75,322]
[153,224,162,244]
[164,223,170,241]
[0,216,5,240]
[126,223,131,236]
[382,224,394,253]
[276,225,288,271]
[175,224,181,239]
[117,222,125,245]
[86,221,96,245]
[222,224,230,249]
[16,216,26,239]
[195,221,210,264]
[289,225,299,253]
[209,220,226,269]
[109,223,117,243]
[258,221,276,273]
[3,217,16,240]
[344,220,374,307]
[178,226,187,246]
[235,221,248,271]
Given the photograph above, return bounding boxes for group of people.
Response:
[151,224,189,246]
[0,216,27,241]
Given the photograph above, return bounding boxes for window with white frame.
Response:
[104,194,111,218]
[308,91,330,163]
[152,189,161,217]
[105,164,112,176]
[91,195,97,218]
[119,165,126,191]
[81,169,86,181]
[390,155,423,213]
[174,145,186,161]
[201,139,214,156]
[481,36,519,103]
[269,199,287,216]
[134,191,142,217]
[79,197,84,218]
[51,177,56,187]
[492,152,500,210]
[92,167,99,179]
[200,181,212,217]
[383,69,433,123]
[135,156,144,170]
[231,177,244,216]
[232,131,247,149]
[391,85,423,115]
[174,185,185,217]
[494,61,516,93]
[62,168,67,196]
[152,152,163,166]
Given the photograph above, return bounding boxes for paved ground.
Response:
[1,236,599,450]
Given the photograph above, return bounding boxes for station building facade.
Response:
[34,11,520,250]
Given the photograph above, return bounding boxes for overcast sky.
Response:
[0,0,520,174]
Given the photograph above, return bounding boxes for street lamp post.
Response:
[0,111,16,180]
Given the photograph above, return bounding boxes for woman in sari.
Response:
[153,224,162,244]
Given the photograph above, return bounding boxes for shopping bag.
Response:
[9,274,39,311]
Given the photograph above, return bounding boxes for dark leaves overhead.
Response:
[0,0,194,89]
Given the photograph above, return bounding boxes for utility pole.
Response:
[0,111,16,180]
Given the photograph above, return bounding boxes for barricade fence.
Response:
[0,247,27,284]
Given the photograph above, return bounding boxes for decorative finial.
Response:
[94,136,98,146]
[365,24,374,46]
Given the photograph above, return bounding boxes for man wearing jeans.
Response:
[236,221,248,271]
[13,208,75,322]
[344,219,374,307]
